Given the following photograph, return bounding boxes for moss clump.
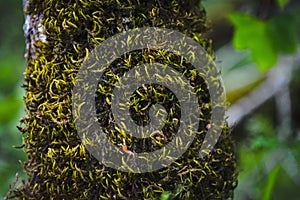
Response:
[8,0,237,199]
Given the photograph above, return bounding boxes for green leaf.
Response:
[277,0,290,9]
[268,14,297,54]
[229,13,277,71]
[229,13,298,71]
[261,164,281,200]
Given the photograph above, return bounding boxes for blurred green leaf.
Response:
[229,13,298,71]
[238,147,267,176]
[246,114,275,137]
[251,136,281,150]
[277,0,290,9]
[261,164,281,200]
[0,54,24,94]
[268,14,297,54]
[229,13,277,71]
[0,94,22,123]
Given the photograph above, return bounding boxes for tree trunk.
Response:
[8,0,237,199]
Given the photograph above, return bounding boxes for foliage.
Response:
[236,113,300,200]
[229,11,298,71]
[227,1,300,199]
[277,0,290,8]
[0,0,27,198]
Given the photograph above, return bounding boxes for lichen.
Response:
[7,0,237,199]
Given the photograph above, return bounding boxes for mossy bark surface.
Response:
[9,0,237,199]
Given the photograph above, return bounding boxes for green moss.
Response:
[7,0,237,199]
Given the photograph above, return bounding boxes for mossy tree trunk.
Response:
[8,0,237,199]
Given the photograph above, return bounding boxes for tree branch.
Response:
[226,48,300,127]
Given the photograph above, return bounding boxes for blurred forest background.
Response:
[0,0,299,199]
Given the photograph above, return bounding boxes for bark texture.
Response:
[8,0,237,199]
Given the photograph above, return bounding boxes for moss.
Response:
[8,0,237,199]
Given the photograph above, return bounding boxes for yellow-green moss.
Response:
[8,0,237,199]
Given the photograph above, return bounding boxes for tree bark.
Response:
[8,0,237,199]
